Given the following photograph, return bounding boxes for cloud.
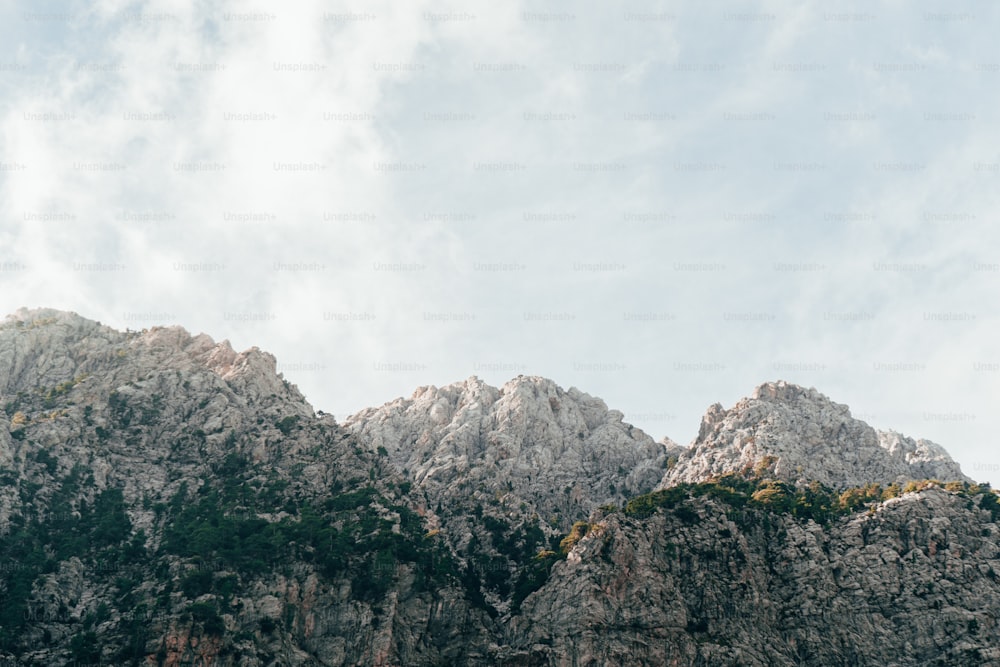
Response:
[1,0,999,485]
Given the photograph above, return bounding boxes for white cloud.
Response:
[1,0,999,485]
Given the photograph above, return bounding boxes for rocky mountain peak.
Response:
[345,375,668,529]
[751,379,824,402]
[2,310,998,665]
[0,308,308,416]
[663,380,969,489]
[4,307,93,328]
[406,375,501,424]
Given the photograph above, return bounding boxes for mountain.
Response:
[662,380,970,490]
[343,375,673,616]
[345,375,670,517]
[0,308,487,665]
[500,484,1000,666]
[1,308,998,666]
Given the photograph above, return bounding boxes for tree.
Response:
[559,521,590,554]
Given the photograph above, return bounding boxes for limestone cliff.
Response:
[0,309,993,666]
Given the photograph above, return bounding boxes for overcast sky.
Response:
[1,1,998,485]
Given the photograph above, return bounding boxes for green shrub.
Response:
[674,506,699,524]
[980,491,1000,522]
[750,481,795,512]
[69,631,101,662]
[275,415,300,435]
[35,449,57,474]
[752,455,779,478]
[559,521,591,554]
[624,485,690,518]
[511,550,559,612]
[881,483,902,501]
[187,602,225,635]
[903,479,941,494]
[180,569,214,598]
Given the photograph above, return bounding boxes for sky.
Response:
[1,1,998,485]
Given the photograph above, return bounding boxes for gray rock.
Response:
[662,380,969,489]
[344,375,669,528]
[1,311,996,666]
[504,487,1000,666]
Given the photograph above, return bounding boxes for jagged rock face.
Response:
[0,308,304,414]
[2,309,996,666]
[0,308,317,536]
[343,376,670,616]
[0,309,488,665]
[503,488,1000,666]
[877,430,969,482]
[662,380,970,490]
[345,375,669,527]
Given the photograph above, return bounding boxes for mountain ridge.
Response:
[3,308,969,494]
[0,308,994,666]
[661,378,969,490]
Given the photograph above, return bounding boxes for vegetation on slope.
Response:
[618,474,999,525]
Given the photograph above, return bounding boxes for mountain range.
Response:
[0,308,997,666]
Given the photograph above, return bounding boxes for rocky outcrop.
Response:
[343,375,670,615]
[344,375,669,527]
[0,310,994,666]
[662,380,970,490]
[502,486,1000,666]
[0,309,487,665]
